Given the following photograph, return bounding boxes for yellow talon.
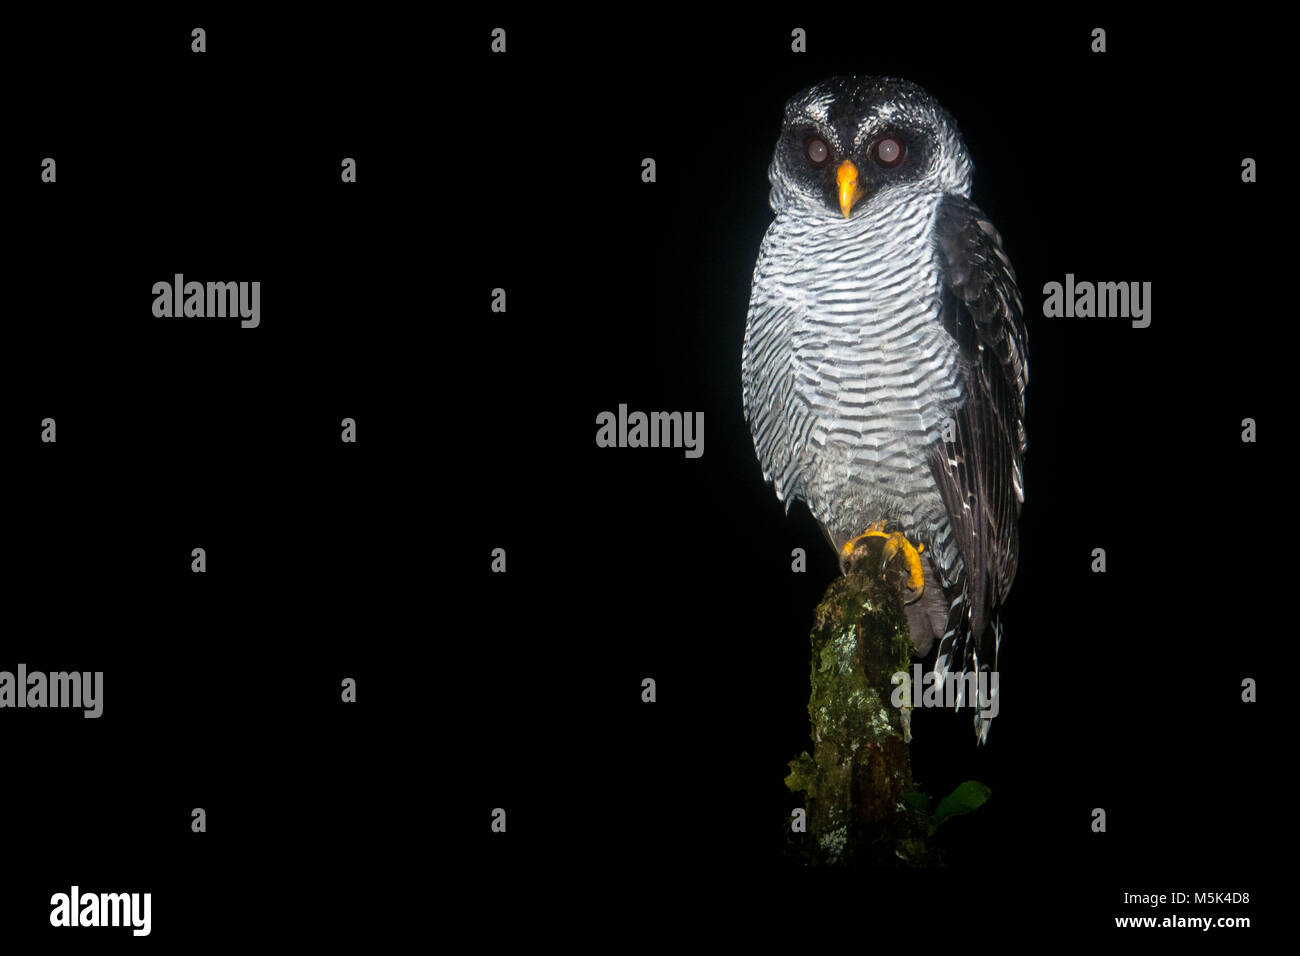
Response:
[881,532,926,594]
[840,522,926,599]
[839,521,889,557]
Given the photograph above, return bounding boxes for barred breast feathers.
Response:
[742,192,963,541]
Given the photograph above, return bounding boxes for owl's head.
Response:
[767,76,973,219]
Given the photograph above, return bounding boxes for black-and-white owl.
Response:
[742,76,1027,742]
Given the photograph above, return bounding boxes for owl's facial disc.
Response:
[836,160,864,218]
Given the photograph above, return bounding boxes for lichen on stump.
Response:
[785,534,931,866]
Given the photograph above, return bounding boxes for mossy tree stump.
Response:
[785,535,931,865]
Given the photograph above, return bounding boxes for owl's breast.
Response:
[743,198,963,534]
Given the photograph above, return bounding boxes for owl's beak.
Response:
[837,160,864,218]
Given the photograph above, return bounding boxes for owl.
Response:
[742,76,1027,742]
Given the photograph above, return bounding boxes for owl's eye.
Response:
[805,137,830,167]
[872,137,905,168]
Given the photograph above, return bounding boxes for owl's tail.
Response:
[933,574,1001,744]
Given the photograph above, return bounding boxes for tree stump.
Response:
[785,534,931,865]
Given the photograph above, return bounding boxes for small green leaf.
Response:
[929,780,991,835]
[902,791,930,812]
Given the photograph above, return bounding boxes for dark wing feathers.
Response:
[931,194,1027,648]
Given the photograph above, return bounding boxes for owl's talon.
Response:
[838,521,887,559]
[840,522,925,603]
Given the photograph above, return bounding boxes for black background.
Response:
[3,8,1278,945]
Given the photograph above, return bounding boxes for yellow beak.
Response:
[837,160,864,218]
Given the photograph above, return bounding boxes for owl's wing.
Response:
[742,301,804,508]
[929,194,1028,673]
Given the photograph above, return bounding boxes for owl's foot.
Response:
[839,522,926,603]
